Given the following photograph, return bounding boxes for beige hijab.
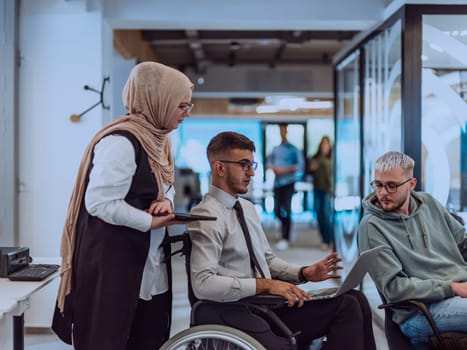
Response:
[57,62,193,313]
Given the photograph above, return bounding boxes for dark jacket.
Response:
[309,154,332,192]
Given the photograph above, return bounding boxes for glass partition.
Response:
[363,19,402,196]
[422,14,467,221]
[334,51,361,263]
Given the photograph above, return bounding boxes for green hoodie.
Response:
[358,191,467,324]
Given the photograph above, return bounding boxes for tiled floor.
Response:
[24,218,389,349]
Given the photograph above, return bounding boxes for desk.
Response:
[0,299,20,350]
[0,258,60,350]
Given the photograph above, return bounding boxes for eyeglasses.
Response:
[219,160,258,172]
[178,103,194,113]
[370,178,412,193]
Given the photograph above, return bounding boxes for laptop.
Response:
[8,264,60,282]
[306,245,384,301]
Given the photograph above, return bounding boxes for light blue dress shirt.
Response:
[267,142,304,187]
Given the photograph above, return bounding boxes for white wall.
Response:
[111,52,136,118]
[0,0,18,246]
[18,0,103,326]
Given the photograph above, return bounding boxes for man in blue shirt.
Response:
[267,123,304,250]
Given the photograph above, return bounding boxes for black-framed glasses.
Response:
[219,160,258,172]
[370,178,412,193]
[178,103,194,113]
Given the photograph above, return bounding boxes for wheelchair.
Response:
[160,232,299,350]
[160,324,266,350]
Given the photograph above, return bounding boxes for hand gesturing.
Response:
[302,252,343,282]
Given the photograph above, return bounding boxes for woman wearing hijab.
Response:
[52,62,194,350]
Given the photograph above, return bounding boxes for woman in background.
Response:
[52,62,193,350]
[308,136,333,251]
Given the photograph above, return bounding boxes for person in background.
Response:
[52,62,194,350]
[267,123,304,251]
[358,151,467,347]
[188,131,376,350]
[308,136,333,251]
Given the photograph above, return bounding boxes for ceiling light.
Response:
[257,96,333,113]
[256,105,280,113]
[301,101,333,109]
[230,41,241,51]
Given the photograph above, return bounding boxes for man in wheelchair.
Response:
[358,151,467,347]
[187,131,376,350]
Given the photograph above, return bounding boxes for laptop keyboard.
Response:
[307,287,339,297]
[8,264,60,281]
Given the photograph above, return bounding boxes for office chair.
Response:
[164,232,298,350]
[378,290,467,349]
[366,211,467,350]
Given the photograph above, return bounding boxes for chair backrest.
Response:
[377,291,414,350]
[450,212,465,224]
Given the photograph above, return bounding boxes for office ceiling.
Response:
[114,29,359,115]
[116,29,360,73]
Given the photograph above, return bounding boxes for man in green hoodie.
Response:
[358,151,467,346]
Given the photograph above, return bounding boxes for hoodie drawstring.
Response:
[416,214,429,248]
[401,217,415,249]
[401,216,428,249]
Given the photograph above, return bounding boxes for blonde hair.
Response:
[375,151,414,176]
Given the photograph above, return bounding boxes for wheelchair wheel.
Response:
[160,324,266,350]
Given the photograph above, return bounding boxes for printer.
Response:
[0,246,31,277]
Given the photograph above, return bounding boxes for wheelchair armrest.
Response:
[238,294,288,307]
[378,299,442,339]
[191,297,298,344]
[192,295,287,314]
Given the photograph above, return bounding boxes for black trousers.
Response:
[273,183,295,240]
[126,291,172,350]
[275,289,376,350]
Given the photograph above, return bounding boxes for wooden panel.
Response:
[113,29,158,62]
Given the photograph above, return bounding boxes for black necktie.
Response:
[233,201,266,278]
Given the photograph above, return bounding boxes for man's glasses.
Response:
[178,103,194,113]
[219,160,258,172]
[370,178,412,193]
